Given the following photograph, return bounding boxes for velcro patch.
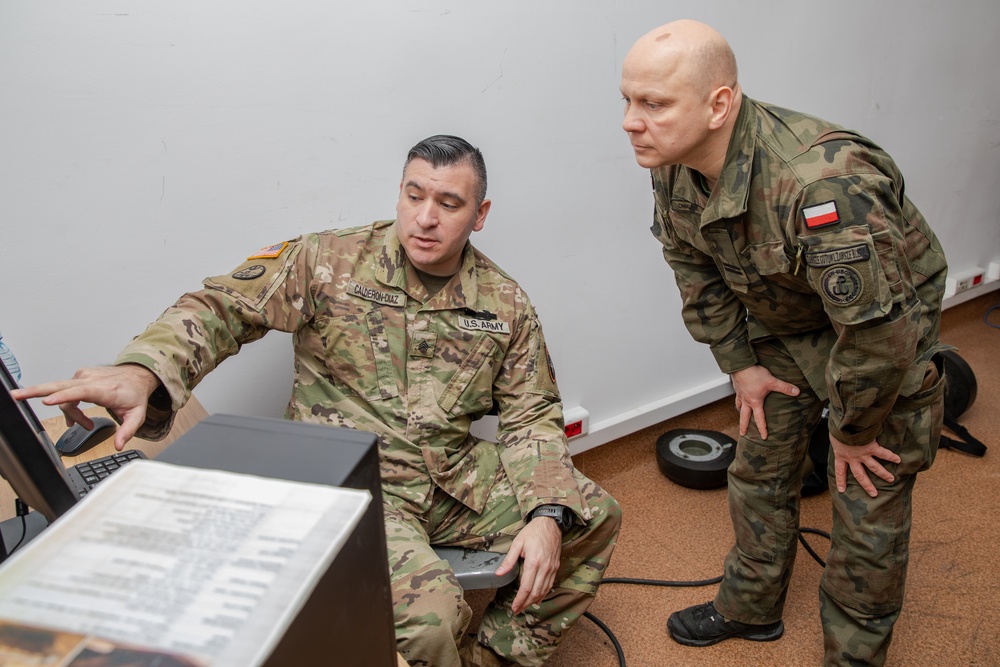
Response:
[803,201,840,229]
[410,331,437,358]
[458,316,510,335]
[805,244,870,268]
[248,241,288,260]
[347,280,405,307]
[820,266,863,305]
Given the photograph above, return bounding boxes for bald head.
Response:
[626,19,738,97]
[620,20,742,178]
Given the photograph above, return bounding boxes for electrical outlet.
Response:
[563,406,589,440]
[950,268,986,294]
[988,261,1000,282]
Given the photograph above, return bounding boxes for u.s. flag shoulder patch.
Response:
[247,241,289,260]
[802,201,840,229]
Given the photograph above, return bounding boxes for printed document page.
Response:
[0,460,371,667]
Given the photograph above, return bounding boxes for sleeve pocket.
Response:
[797,226,891,326]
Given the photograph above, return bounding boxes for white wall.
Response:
[2,1,999,451]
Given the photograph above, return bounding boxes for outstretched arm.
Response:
[12,364,161,451]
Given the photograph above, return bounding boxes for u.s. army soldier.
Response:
[15,135,621,667]
[620,20,947,667]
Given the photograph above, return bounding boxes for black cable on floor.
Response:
[584,611,627,666]
[798,526,831,568]
[584,527,832,667]
[984,303,1000,329]
[601,573,724,587]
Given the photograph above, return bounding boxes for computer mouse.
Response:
[54,417,117,456]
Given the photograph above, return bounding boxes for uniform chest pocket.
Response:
[437,334,499,416]
[743,240,792,276]
[707,232,791,294]
[316,309,400,401]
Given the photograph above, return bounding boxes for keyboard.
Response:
[66,449,147,497]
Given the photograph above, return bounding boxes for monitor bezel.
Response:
[0,363,79,523]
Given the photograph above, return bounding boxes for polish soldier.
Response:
[14,135,621,667]
[620,20,947,667]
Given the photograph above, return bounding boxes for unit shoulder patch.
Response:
[232,264,267,280]
[820,265,863,305]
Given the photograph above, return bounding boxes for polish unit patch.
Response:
[803,201,840,229]
[820,265,863,305]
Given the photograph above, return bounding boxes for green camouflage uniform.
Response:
[115,220,621,667]
[649,97,947,666]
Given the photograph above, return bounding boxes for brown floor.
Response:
[543,291,1000,667]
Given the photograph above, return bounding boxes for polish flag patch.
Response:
[802,201,840,229]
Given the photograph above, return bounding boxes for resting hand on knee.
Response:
[496,516,562,615]
[831,435,901,497]
[731,365,801,440]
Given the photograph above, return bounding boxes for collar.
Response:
[699,94,756,224]
[375,222,480,311]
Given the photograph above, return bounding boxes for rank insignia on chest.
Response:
[410,332,436,358]
[802,201,840,229]
[247,241,288,260]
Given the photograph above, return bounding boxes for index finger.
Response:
[10,381,75,401]
[13,382,101,409]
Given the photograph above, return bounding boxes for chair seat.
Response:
[434,546,518,590]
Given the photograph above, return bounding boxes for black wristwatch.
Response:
[530,504,574,533]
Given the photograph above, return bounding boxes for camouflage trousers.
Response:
[714,336,942,667]
[387,465,620,667]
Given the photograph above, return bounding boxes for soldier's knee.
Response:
[393,563,472,645]
[584,488,622,544]
[395,584,472,660]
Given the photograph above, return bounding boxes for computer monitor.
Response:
[0,359,79,524]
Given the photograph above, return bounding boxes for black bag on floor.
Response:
[801,349,985,497]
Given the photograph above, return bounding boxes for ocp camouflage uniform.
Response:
[650,96,947,666]
[115,220,621,667]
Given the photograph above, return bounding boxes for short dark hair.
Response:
[404,135,488,204]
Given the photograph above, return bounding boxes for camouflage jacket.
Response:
[650,96,948,446]
[116,220,588,520]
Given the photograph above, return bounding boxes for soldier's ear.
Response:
[472,199,491,233]
[708,85,737,130]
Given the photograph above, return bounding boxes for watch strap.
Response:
[530,504,573,532]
